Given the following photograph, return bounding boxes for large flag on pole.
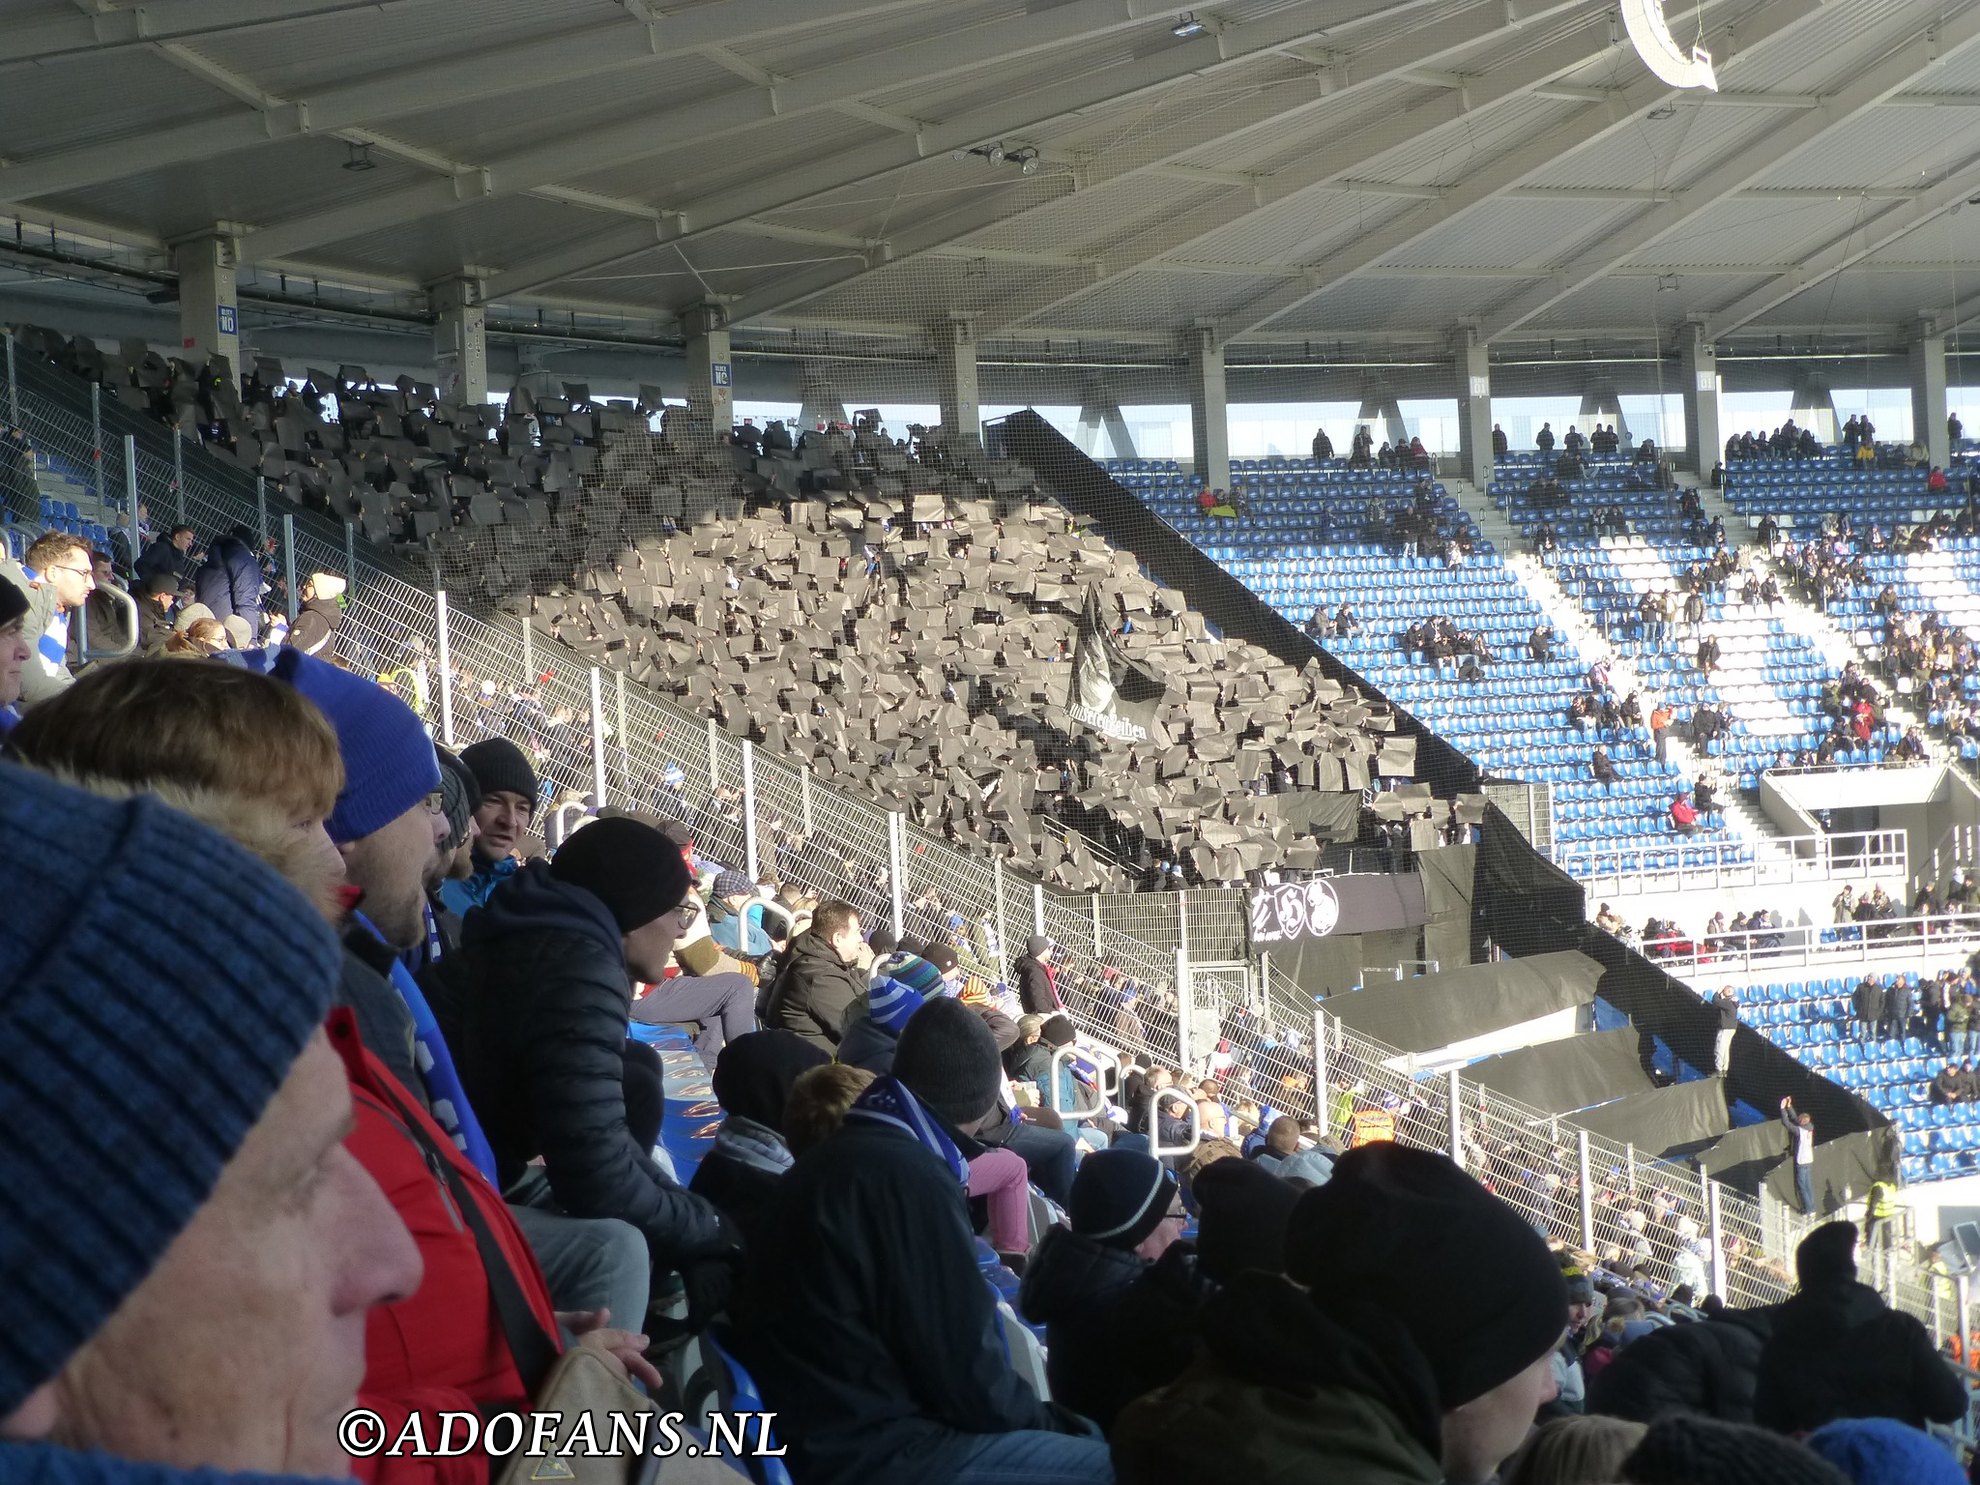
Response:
[1066,586,1166,743]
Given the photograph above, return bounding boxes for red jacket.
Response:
[328,1010,561,1485]
[1670,797,1698,828]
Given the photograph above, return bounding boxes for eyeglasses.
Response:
[672,898,703,924]
[422,789,446,816]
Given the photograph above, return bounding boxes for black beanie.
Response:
[1284,1142,1566,1410]
[894,996,1003,1128]
[1623,1416,1851,1485]
[460,736,538,808]
[1191,1156,1301,1282]
[549,816,691,932]
[711,1029,830,1134]
[1796,1220,1858,1289]
[1040,1013,1076,1047]
[0,574,26,628]
[435,747,479,852]
[1069,1148,1175,1251]
[867,926,899,957]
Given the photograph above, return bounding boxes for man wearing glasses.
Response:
[5,531,95,709]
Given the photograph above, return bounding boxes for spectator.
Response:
[1930,1060,1963,1105]
[1584,1304,1775,1427]
[1016,932,1062,1014]
[1711,988,1738,1074]
[763,898,871,1051]
[707,868,775,964]
[6,531,93,706]
[1253,1114,1335,1185]
[438,736,539,914]
[424,814,736,1288]
[288,572,346,657]
[1492,423,1508,456]
[134,522,196,589]
[1804,1417,1968,1485]
[782,1061,876,1156]
[1781,1097,1817,1214]
[134,571,178,652]
[1591,745,1620,792]
[689,1028,830,1252]
[1503,1417,1647,1485]
[1669,793,1697,837]
[1114,1144,1565,1485]
[734,996,1114,1484]
[1753,1222,1966,1436]
[0,765,422,1476]
[836,955,948,1074]
[191,524,263,633]
[1017,1148,1200,1434]
[0,573,29,735]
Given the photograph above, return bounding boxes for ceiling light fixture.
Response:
[1172,13,1207,38]
[342,141,377,172]
[1621,0,1718,91]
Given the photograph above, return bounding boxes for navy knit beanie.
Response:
[1285,1142,1567,1409]
[460,736,538,809]
[0,763,344,1417]
[1069,1147,1176,1250]
[894,995,1003,1127]
[550,815,691,932]
[1625,1417,1852,1485]
[0,573,26,628]
[272,648,439,843]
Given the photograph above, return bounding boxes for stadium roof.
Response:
[8,0,1980,358]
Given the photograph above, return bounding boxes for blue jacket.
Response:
[192,536,262,622]
[436,853,520,917]
[709,897,773,958]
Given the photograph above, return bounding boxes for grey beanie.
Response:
[893,996,1003,1128]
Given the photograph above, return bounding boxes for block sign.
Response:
[710,362,732,388]
[217,304,238,336]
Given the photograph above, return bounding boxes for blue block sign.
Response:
[217,304,237,336]
[711,361,731,388]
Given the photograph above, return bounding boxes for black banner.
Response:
[1250,873,1428,945]
[1065,585,1168,743]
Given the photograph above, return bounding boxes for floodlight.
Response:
[1172,14,1207,38]
[1621,0,1718,91]
[343,141,378,172]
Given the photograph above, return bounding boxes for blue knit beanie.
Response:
[1805,1418,1966,1485]
[272,648,440,842]
[867,976,927,1036]
[0,763,344,1417]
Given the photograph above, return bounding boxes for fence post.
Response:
[1578,1131,1595,1251]
[1032,883,1045,936]
[887,811,906,937]
[254,477,269,553]
[1176,946,1193,1074]
[706,716,722,798]
[740,739,759,880]
[800,766,815,834]
[588,667,608,809]
[1176,890,1190,969]
[121,435,138,549]
[1708,1180,1728,1298]
[1446,1068,1463,1164]
[344,520,356,591]
[992,858,1007,964]
[89,380,102,508]
[4,333,15,428]
[1312,1004,1329,1135]
[280,512,298,623]
[520,612,534,688]
[173,430,186,526]
[1090,894,1103,961]
[433,590,456,746]
[613,669,628,799]
[1960,1276,1973,1360]
[1626,1143,1638,1198]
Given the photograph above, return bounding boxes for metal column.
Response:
[740,739,760,879]
[434,590,456,745]
[281,512,298,623]
[588,667,608,808]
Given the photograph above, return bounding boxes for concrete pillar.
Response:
[1187,327,1229,490]
[1680,323,1721,475]
[935,317,980,446]
[1077,387,1137,460]
[431,276,488,406]
[1455,332,1492,487]
[798,363,847,431]
[171,229,240,374]
[1912,318,1950,469]
[1356,385,1408,448]
[1791,372,1838,446]
[679,304,733,433]
[1578,379,1631,447]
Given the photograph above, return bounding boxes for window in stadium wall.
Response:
[1952,385,1980,434]
[1493,396,1584,450]
[1398,399,1458,454]
[1829,387,1914,443]
[1116,405,1192,460]
[734,400,802,428]
[1722,390,1793,436]
[870,403,940,436]
[1619,393,1686,453]
[1227,401,1360,458]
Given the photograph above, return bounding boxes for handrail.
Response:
[75,582,140,662]
[1636,908,1980,978]
[1559,830,1908,893]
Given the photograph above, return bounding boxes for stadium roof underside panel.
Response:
[7,0,1980,355]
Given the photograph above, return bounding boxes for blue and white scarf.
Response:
[18,567,67,675]
[845,1075,968,1186]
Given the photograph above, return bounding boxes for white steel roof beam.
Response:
[0,0,427,67]
[0,0,941,204]
[240,0,1176,266]
[1474,5,1980,343]
[720,0,1588,326]
[1209,0,1830,344]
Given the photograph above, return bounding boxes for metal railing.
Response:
[1644,909,1980,979]
[1558,830,1908,896]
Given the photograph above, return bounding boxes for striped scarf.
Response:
[19,567,68,674]
[845,1075,968,1186]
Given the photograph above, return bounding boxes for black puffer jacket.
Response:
[1753,1278,1968,1433]
[421,861,729,1269]
[1018,1229,1209,1433]
[762,929,866,1051]
[1586,1309,1774,1424]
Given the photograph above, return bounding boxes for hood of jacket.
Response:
[464,858,624,957]
[1018,1225,1150,1327]
[835,999,900,1075]
[707,1115,795,1180]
